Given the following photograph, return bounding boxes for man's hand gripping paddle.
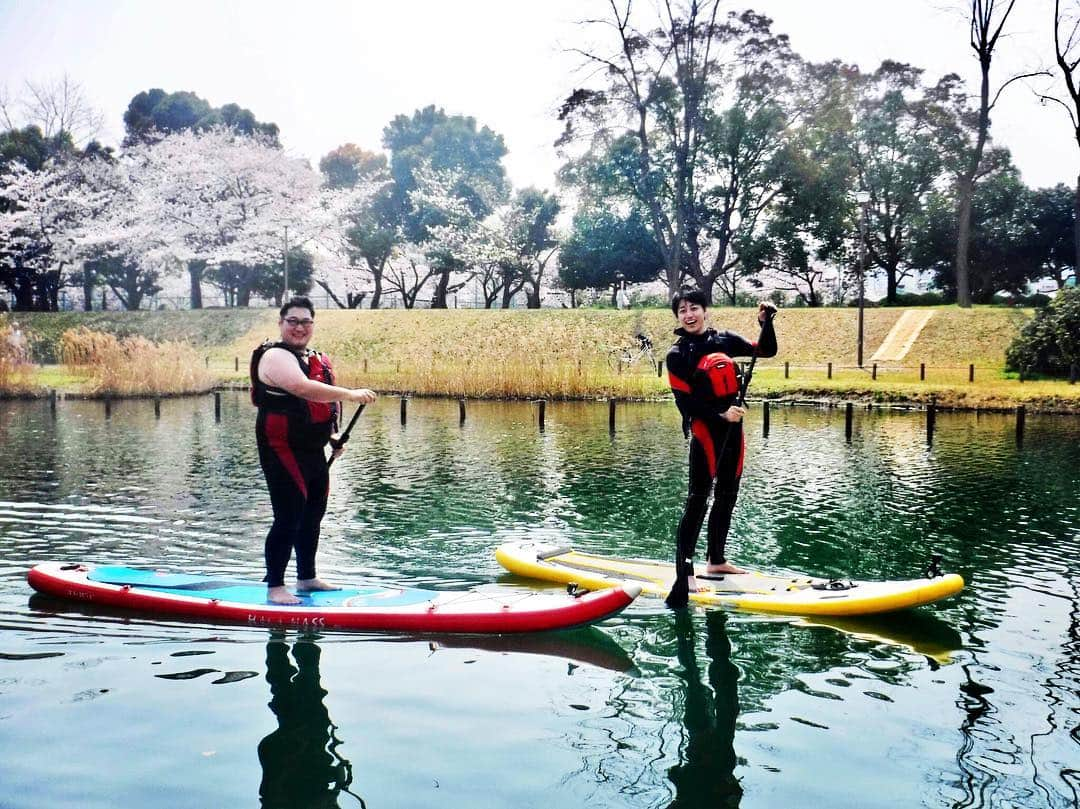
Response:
[327,404,365,469]
[665,310,773,610]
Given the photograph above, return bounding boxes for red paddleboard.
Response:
[27,561,640,635]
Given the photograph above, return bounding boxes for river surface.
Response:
[0,393,1077,808]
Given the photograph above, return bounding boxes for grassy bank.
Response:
[4,306,1079,412]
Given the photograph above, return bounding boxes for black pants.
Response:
[676,420,744,569]
[258,414,329,587]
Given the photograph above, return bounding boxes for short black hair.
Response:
[279,296,314,318]
[671,287,709,315]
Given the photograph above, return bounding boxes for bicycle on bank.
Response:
[606,333,658,372]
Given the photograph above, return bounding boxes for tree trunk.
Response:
[955,176,973,307]
[431,270,450,308]
[82,263,94,311]
[188,261,205,309]
[1074,173,1080,278]
[369,254,387,309]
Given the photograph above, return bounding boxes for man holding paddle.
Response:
[250,296,377,605]
[665,289,778,608]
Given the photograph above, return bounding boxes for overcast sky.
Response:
[1,0,1074,192]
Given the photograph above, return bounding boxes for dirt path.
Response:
[870,310,936,363]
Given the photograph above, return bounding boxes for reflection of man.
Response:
[666,610,741,806]
[257,634,361,808]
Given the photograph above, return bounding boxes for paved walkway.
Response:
[870,310,936,363]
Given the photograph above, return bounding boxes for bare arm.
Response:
[259,348,376,404]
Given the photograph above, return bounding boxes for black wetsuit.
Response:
[251,343,339,588]
[666,320,777,572]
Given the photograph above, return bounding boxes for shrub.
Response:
[1005,287,1080,376]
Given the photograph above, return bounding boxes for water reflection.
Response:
[2,395,1078,808]
[259,633,365,809]
[666,611,741,808]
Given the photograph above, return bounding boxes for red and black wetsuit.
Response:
[251,342,339,589]
[666,321,777,572]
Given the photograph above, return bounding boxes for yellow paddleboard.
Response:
[495,542,964,617]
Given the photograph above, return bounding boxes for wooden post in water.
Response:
[49,389,56,417]
[784,361,789,379]
[1016,405,1026,447]
[608,398,617,433]
[920,362,926,381]
[926,401,936,446]
[845,402,853,443]
[214,392,222,422]
[762,400,770,437]
[827,362,832,380]
[969,364,975,383]
[538,399,546,431]
[872,363,878,380]
[400,396,407,425]
[104,396,112,420]
[154,397,161,419]
[459,399,466,425]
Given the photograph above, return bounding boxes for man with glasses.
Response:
[251,296,377,605]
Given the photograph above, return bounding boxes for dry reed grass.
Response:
[0,324,39,395]
[59,327,214,395]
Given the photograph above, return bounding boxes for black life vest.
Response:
[250,340,339,430]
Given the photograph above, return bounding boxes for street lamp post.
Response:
[283,226,289,303]
[855,191,871,367]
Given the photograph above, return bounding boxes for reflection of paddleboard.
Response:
[796,611,964,665]
[495,542,964,617]
[426,628,637,674]
[27,562,640,634]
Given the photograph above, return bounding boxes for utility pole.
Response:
[855,192,871,367]
[283,226,289,303]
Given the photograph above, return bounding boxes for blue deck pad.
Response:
[88,566,437,609]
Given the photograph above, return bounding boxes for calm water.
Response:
[0,393,1077,809]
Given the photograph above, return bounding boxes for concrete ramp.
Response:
[870,309,936,363]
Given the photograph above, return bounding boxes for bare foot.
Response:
[705,562,748,575]
[687,575,699,593]
[267,586,301,605]
[296,577,342,593]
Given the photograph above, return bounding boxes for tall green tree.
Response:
[849,62,948,303]
[558,2,801,302]
[499,188,560,309]
[382,106,508,308]
[1028,184,1077,289]
[319,143,394,308]
[122,89,279,146]
[207,247,313,308]
[558,208,665,306]
[910,167,1040,302]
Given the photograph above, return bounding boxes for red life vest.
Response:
[695,352,741,401]
[250,341,339,429]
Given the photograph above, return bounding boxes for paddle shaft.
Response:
[328,403,365,468]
